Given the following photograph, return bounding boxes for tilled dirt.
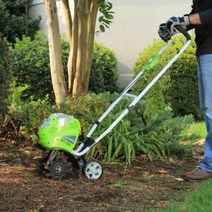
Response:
[0,133,199,212]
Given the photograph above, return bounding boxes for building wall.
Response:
[29,0,192,87]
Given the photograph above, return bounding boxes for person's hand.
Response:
[158,15,190,42]
[158,23,171,42]
[166,16,190,34]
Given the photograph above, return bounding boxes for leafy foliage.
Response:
[0,37,12,125]
[10,32,119,102]
[90,43,119,93]
[10,32,53,101]
[68,93,194,163]
[0,0,41,43]
[133,35,201,120]
[5,88,194,163]
[98,0,114,33]
[6,82,54,134]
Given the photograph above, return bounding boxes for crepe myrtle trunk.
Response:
[44,0,68,104]
[45,0,113,103]
[62,0,99,96]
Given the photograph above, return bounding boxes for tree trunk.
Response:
[62,0,99,96]
[84,0,98,87]
[44,0,68,104]
[45,0,113,99]
[62,0,72,41]
[62,0,79,94]
[72,0,89,95]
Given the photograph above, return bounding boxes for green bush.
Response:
[5,86,194,163]
[68,93,194,163]
[10,32,53,101]
[10,32,118,102]
[69,93,112,133]
[5,88,111,135]
[6,82,54,134]
[133,35,202,120]
[0,0,41,43]
[90,43,118,93]
[0,37,12,125]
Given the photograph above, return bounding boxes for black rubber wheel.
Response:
[37,153,50,176]
[50,158,70,180]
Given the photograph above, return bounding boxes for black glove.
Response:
[166,16,190,34]
[158,23,172,42]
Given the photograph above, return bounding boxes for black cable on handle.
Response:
[175,25,191,41]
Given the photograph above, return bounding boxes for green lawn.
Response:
[151,122,212,212]
[187,121,207,139]
[151,179,212,212]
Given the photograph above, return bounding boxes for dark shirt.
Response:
[189,0,212,55]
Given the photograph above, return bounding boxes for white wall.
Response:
[29,0,192,87]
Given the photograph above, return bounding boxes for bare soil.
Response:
[0,132,200,212]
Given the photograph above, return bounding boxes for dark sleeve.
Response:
[185,2,195,31]
[199,9,212,25]
[186,24,194,31]
[189,1,195,15]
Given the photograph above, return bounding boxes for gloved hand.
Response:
[158,23,172,42]
[158,15,190,42]
[166,16,190,34]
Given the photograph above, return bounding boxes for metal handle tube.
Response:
[86,42,170,138]
[72,38,191,156]
[89,40,191,148]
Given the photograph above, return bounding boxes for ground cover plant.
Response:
[4,90,195,164]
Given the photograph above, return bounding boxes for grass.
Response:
[151,179,212,212]
[182,121,207,142]
[151,122,211,212]
[187,121,207,139]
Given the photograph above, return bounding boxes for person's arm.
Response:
[189,8,212,25]
[189,13,201,25]
[158,7,212,41]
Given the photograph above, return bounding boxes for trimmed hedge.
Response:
[10,32,118,102]
[133,35,202,120]
[90,43,118,93]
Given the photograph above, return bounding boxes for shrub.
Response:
[0,37,12,126]
[133,35,202,120]
[90,43,119,93]
[6,82,54,134]
[5,88,111,135]
[10,32,55,102]
[10,32,119,102]
[0,0,41,43]
[5,86,194,164]
[68,93,194,163]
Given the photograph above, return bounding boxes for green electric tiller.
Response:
[37,26,191,180]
